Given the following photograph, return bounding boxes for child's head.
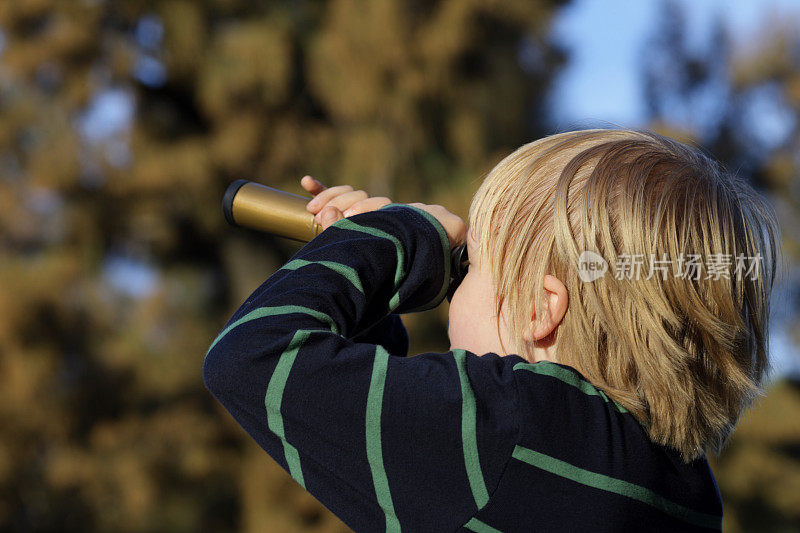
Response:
[467,128,781,461]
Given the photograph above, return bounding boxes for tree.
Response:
[0,0,571,529]
[639,1,800,530]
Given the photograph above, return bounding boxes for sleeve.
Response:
[350,313,409,357]
[203,204,520,532]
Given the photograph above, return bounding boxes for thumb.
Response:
[318,205,343,229]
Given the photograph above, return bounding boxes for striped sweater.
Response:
[203,204,723,532]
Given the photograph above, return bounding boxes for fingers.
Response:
[300,175,326,197]
[308,186,379,225]
[318,205,344,230]
[343,197,392,217]
[311,189,369,224]
[306,185,355,214]
[299,175,396,229]
[323,189,370,213]
[408,203,467,247]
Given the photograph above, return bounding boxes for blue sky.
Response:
[548,0,800,129]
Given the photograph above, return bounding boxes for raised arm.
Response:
[203,204,519,531]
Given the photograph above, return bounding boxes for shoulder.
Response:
[476,360,723,531]
[511,360,629,414]
[509,359,645,451]
[382,350,522,429]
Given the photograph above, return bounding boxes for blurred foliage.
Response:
[1,0,799,530]
[641,2,800,531]
[710,381,800,531]
[0,0,569,530]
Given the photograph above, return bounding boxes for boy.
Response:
[203,128,779,531]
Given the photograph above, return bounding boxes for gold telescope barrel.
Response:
[223,179,470,298]
[222,179,323,242]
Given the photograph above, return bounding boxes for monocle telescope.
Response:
[223,179,323,242]
[222,179,469,299]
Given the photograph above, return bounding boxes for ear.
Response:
[521,275,569,342]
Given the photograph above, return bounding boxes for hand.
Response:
[300,176,466,247]
[406,203,467,249]
[301,176,392,229]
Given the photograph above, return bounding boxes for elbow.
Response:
[203,343,236,399]
[203,325,289,400]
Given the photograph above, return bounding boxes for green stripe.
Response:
[385,203,452,312]
[453,349,489,508]
[463,517,503,533]
[512,362,628,413]
[365,346,400,532]
[333,218,405,311]
[281,259,364,294]
[206,305,337,354]
[264,330,312,489]
[512,445,721,530]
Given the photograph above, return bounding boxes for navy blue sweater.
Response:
[203,204,723,532]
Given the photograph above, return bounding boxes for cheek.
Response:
[447,284,471,338]
[447,287,463,328]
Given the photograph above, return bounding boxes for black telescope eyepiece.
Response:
[447,243,469,302]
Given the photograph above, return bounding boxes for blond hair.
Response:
[469,128,781,461]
